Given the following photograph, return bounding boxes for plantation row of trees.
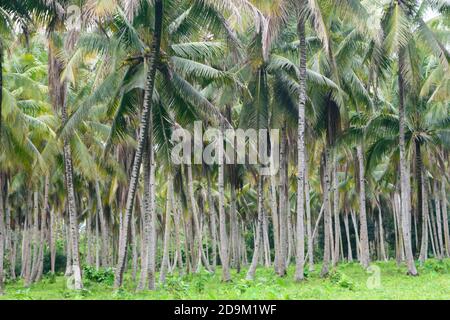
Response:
[0,0,449,294]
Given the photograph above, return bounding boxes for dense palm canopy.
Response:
[0,0,449,294]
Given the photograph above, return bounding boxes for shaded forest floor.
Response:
[1,259,449,300]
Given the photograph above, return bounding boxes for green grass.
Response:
[1,259,449,300]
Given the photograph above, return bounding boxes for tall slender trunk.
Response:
[376,200,387,261]
[114,0,163,288]
[419,170,429,264]
[278,125,287,276]
[95,179,109,267]
[6,201,16,280]
[147,139,157,290]
[295,18,306,282]
[62,100,83,289]
[50,210,56,274]
[398,52,418,275]
[441,179,449,257]
[0,39,3,134]
[131,209,138,282]
[95,210,100,270]
[28,190,39,286]
[262,208,271,267]
[356,144,370,268]
[321,151,332,277]
[344,212,353,262]
[160,174,174,283]
[0,176,5,295]
[350,210,360,261]
[304,150,314,271]
[137,142,151,290]
[172,189,184,273]
[270,172,280,273]
[434,181,444,259]
[230,185,239,272]
[246,177,264,280]
[207,173,217,270]
[332,160,340,267]
[218,122,231,281]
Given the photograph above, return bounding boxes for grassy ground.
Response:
[1,259,449,300]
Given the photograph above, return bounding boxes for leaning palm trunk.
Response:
[246,177,264,280]
[398,54,418,275]
[356,144,370,268]
[114,0,163,288]
[294,18,306,282]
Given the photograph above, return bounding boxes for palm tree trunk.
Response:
[304,149,314,271]
[398,53,418,275]
[172,190,184,273]
[160,174,174,284]
[206,172,217,270]
[95,179,109,267]
[230,185,239,272]
[246,176,264,280]
[434,181,444,259]
[419,169,429,264]
[131,210,138,282]
[278,125,287,276]
[28,190,39,286]
[343,212,353,262]
[0,176,5,295]
[350,209,360,261]
[262,208,271,267]
[356,144,370,268]
[376,200,387,261]
[270,171,280,273]
[295,18,306,282]
[332,161,340,267]
[148,146,157,289]
[218,122,231,281]
[114,0,163,288]
[5,195,16,280]
[321,151,332,277]
[50,209,56,274]
[441,179,449,257]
